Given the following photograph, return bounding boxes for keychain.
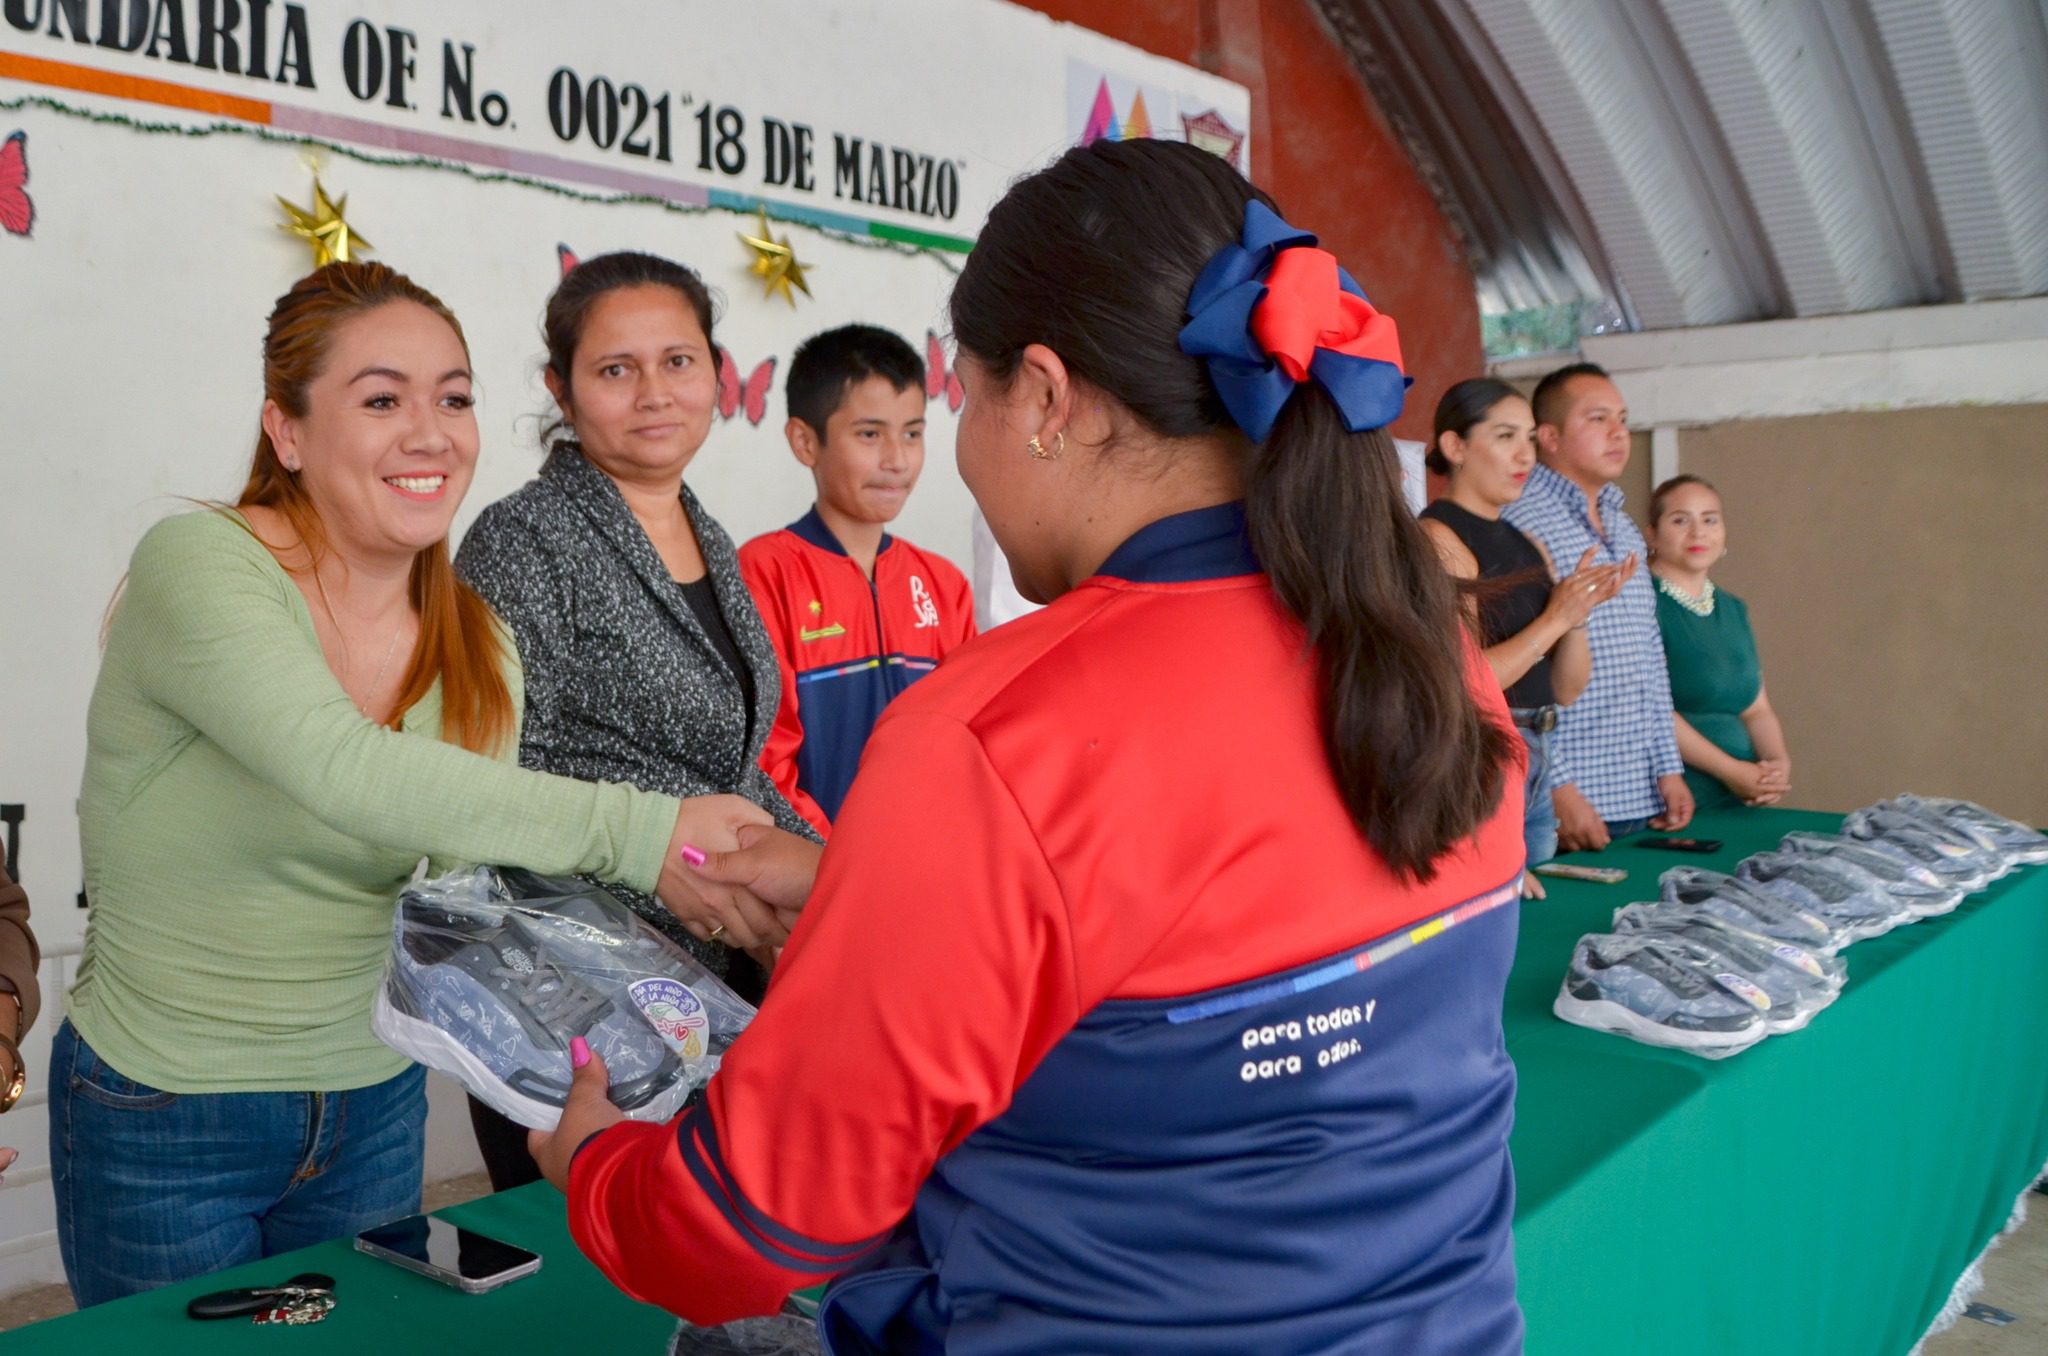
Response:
[187,1272,336,1326]
[252,1293,336,1326]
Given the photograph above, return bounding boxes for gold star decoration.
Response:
[277,176,372,267]
[737,203,812,306]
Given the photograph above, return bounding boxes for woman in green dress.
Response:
[1648,475,1793,810]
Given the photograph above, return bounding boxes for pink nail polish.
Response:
[570,1036,591,1069]
[679,844,708,868]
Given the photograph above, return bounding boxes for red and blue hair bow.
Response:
[1177,200,1409,443]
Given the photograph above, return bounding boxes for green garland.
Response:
[0,91,963,274]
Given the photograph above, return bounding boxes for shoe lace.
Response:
[491,947,611,1040]
[1615,939,1718,998]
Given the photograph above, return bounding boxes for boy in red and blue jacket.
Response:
[739,326,976,835]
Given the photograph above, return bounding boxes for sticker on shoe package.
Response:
[1771,944,1826,980]
[1714,973,1772,1011]
[628,977,710,1059]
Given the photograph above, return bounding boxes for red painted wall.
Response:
[1020,0,1481,445]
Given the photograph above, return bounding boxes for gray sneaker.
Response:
[1658,866,1840,953]
[1777,833,1964,916]
[1840,809,1997,891]
[1555,933,1771,1052]
[1882,796,2048,869]
[1736,851,1910,944]
[498,868,754,1067]
[1611,903,1842,1030]
[382,885,686,1127]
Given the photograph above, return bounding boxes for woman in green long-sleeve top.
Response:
[52,263,788,1309]
[1648,475,1794,811]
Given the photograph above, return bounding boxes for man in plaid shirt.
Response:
[1504,363,1694,851]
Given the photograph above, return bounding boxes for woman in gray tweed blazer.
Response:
[456,251,822,1188]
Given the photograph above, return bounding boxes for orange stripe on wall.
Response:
[0,49,271,124]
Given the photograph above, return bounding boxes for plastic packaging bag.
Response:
[1611,902,1844,1030]
[1614,900,1846,989]
[1735,849,1914,944]
[1878,794,2048,869]
[1657,866,1842,954]
[1778,832,1964,917]
[373,865,756,1130]
[1554,931,1772,1058]
[667,1315,821,1356]
[1839,807,2000,891]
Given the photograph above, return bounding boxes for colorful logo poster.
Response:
[1066,59,1250,174]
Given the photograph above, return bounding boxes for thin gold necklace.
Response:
[285,525,408,719]
[310,568,409,718]
[354,625,404,718]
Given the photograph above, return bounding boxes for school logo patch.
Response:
[909,575,940,629]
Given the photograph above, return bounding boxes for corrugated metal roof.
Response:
[1316,0,2048,335]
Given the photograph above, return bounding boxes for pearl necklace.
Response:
[1656,573,1716,617]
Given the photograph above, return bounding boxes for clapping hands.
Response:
[1546,548,1637,630]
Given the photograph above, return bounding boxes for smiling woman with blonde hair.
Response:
[53,261,769,1307]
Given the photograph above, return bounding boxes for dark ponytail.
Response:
[951,139,1511,880]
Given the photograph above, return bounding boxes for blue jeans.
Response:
[1604,818,1651,840]
[49,1021,426,1307]
[1519,726,1559,868]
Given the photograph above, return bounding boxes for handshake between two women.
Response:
[655,796,825,957]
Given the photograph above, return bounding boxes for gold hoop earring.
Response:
[1026,431,1065,461]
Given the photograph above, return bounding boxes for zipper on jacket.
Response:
[867,569,887,664]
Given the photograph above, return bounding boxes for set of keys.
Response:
[186,1271,337,1326]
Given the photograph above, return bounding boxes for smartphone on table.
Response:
[354,1214,541,1294]
[1639,837,1724,854]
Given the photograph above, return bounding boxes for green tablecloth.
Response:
[7,808,2043,1354]
[0,1183,680,1353]
[1511,807,2048,1356]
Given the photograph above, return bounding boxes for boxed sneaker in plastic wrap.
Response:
[373,865,756,1130]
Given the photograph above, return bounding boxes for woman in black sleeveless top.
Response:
[1419,380,1633,889]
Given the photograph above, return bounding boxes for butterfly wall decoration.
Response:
[1,132,34,238]
[717,348,777,426]
[926,330,963,413]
